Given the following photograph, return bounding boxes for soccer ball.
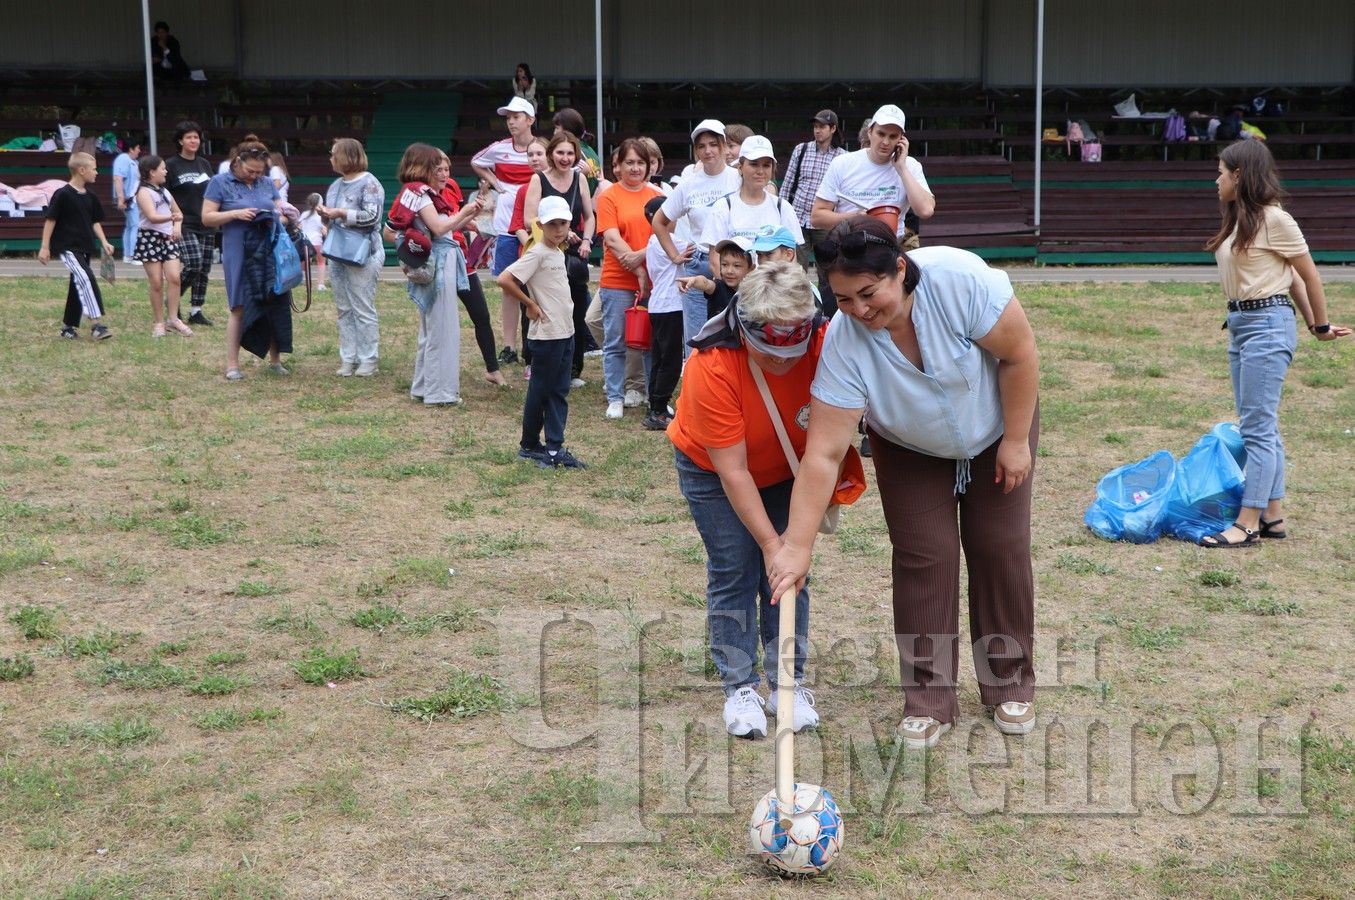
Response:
[747,782,844,876]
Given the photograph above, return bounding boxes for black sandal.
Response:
[1201,522,1260,549]
[1259,518,1287,539]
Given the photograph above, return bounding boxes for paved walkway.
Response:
[2,259,1352,284]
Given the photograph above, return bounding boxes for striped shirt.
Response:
[472,138,535,233]
[782,141,845,227]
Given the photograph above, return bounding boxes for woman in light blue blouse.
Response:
[769,215,1040,752]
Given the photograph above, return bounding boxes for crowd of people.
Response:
[37,94,1347,747]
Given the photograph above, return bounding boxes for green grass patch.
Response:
[299,429,401,461]
[1198,569,1240,588]
[449,531,530,559]
[205,651,247,667]
[153,512,239,548]
[0,537,52,574]
[382,669,507,722]
[234,579,287,597]
[1128,624,1186,651]
[43,717,161,748]
[152,640,191,657]
[192,707,283,732]
[187,674,252,696]
[55,630,140,658]
[292,647,367,685]
[371,461,451,480]
[349,602,407,631]
[88,658,195,690]
[9,604,60,640]
[0,655,35,681]
[1055,552,1115,575]
[404,602,479,635]
[256,605,323,637]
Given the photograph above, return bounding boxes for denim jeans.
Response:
[121,204,140,259]
[522,336,574,451]
[599,287,650,403]
[681,250,713,352]
[675,448,809,694]
[1228,306,1297,509]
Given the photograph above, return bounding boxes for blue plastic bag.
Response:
[1163,430,1245,544]
[271,218,303,295]
[1084,450,1176,543]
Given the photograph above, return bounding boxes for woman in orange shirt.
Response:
[595,138,663,419]
[670,260,863,739]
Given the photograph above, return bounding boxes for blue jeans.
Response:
[522,336,573,451]
[1228,306,1297,509]
[600,287,650,403]
[492,234,519,275]
[681,250,713,352]
[675,448,809,694]
[121,204,140,259]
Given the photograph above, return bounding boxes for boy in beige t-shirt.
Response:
[498,196,585,469]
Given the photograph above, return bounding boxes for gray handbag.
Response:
[322,223,373,266]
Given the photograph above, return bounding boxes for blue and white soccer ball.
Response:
[747,783,844,876]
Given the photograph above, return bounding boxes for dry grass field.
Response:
[0,272,1352,899]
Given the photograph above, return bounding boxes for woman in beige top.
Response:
[1201,140,1349,547]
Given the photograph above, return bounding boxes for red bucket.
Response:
[624,300,651,350]
[867,205,901,233]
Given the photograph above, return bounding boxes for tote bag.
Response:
[271,218,304,295]
[322,224,373,266]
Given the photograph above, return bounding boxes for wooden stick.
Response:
[775,587,797,829]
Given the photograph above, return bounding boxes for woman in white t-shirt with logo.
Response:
[699,136,804,265]
[651,120,743,346]
[811,104,934,242]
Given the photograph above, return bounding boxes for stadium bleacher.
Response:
[4,77,1355,262]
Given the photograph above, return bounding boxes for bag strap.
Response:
[784,142,808,206]
[747,355,799,475]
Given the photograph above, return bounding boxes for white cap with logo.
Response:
[870,104,907,132]
[738,135,776,162]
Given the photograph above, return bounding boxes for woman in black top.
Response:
[164,121,216,326]
[523,132,596,382]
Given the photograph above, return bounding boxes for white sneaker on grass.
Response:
[623,389,644,407]
[723,685,767,739]
[897,715,951,751]
[766,683,819,733]
[605,400,624,419]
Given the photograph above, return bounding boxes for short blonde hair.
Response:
[330,138,367,175]
[638,136,663,172]
[68,152,95,172]
[737,260,816,323]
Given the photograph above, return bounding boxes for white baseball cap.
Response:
[690,119,727,142]
[537,195,572,224]
[713,235,754,257]
[738,135,776,162]
[497,96,536,117]
[871,104,907,132]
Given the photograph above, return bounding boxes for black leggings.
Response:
[571,279,591,378]
[457,273,500,373]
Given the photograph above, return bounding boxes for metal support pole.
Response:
[141,0,159,154]
[595,0,605,166]
[1032,0,1044,232]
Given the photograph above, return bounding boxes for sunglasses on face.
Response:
[813,230,896,264]
[746,316,816,347]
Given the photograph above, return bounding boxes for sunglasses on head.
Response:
[746,316,816,347]
[814,229,896,264]
[238,148,268,160]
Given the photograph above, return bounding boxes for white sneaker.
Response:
[766,683,819,733]
[584,349,603,358]
[723,686,767,739]
[335,362,355,377]
[897,715,951,751]
[605,400,624,419]
[993,701,1036,735]
[623,389,644,408]
[570,377,587,388]
[354,360,378,377]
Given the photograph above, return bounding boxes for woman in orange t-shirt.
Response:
[669,260,863,740]
[595,138,663,418]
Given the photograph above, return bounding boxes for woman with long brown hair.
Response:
[1198,140,1349,547]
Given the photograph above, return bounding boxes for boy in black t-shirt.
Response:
[164,120,216,325]
[677,236,753,321]
[38,152,116,340]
